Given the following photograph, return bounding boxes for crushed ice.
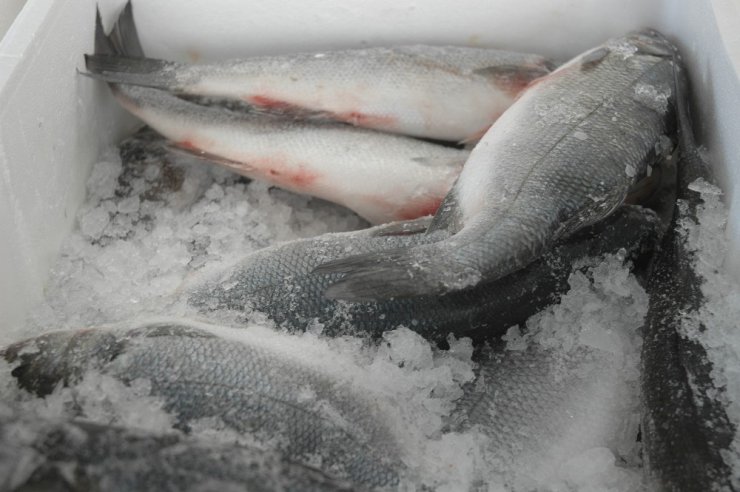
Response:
[3,134,736,489]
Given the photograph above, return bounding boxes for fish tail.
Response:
[87,1,179,88]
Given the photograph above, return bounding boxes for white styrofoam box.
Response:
[0,0,27,41]
[0,0,738,330]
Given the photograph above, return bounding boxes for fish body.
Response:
[111,84,466,224]
[86,8,553,142]
[0,410,354,492]
[319,31,680,300]
[640,65,735,490]
[2,320,402,488]
[451,342,642,487]
[183,205,661,342]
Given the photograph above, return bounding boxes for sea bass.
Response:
[110,84,466,224]
[640,65,735,490]
[182,205,661,342]
[0,409,354,492]
[89,6,467,224]
[85,3,553,142]
[318,31,680,300]
[2,320,402,489]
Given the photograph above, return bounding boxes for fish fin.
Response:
[94,7,115,55]
[580,47,610,71]
[84,54,180,88]
[166,143,255,172]
[109,0,145,57]
[473,64,551,92]
[315,249,440,301]
[425,184,464,234]
[370,217,432,237]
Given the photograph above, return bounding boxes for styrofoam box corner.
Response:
[0,0,738,331]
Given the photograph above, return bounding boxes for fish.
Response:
[2,320,402,489]
[182,204,662,343]
[84,3,554,143]
[0,408,355,492]
[640,62,735,490]
[89,5,467,224]
[110,84,466,224]
[450,340,643,487]
[317,30,681,300]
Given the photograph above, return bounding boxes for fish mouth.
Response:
[625,29,678,58]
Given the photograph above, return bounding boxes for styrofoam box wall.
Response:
[0,0,738,330]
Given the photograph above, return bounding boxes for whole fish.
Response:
[0,410,354,492]
[88,5,467,224]
[640,65,735,490]
[85,3,553,142]
[110,84,466,224]
[182,205,661,342]
[2,320,402,489]
[317,31,680,300]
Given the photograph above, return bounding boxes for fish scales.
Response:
[2,321,402,488]
[85,3,553,142]
[111,83,466,224]
[184,205,661,342]
[319,31,679,301]
[0,410,355,492]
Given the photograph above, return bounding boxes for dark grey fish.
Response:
[640,63,736,491]
[2,321,401,489]
[318,30,679,301]
[182,205,661,343]
[0,409,355,492]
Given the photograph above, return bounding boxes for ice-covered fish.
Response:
[182,205,661,342]
[0,409,354,492]
[2,320,402,489]
[88,5,467,224]
[85,3,553,142]
[640,66,735,490]
[318,30,680,300]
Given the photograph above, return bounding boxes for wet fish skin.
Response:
[0,411,355,492]
[89,2,467,225]
[640,63,735,491]
[450,342,641,485]
[318,30,680,301]
[85,3,553,142]
[184,205,661,343]
[111,83,466,224]
[2,321,401,489]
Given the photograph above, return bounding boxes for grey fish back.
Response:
[3,321,402,489]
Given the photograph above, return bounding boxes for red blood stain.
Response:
[335,111,397,128]
[249,157,320,189]
[395,196,443,220]
[177,139,199,150]
[246,95,296,111]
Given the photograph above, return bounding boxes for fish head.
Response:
[1,329,126,397]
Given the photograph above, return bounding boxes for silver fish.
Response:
[318,31,680,300]
[182,206,660,342]
[86,3,467,225]
[85,3,553,142]
[2,320,402,488]
[110,84,466,224]
[0,408,355,492]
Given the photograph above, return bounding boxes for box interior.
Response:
[0,0,738,330]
